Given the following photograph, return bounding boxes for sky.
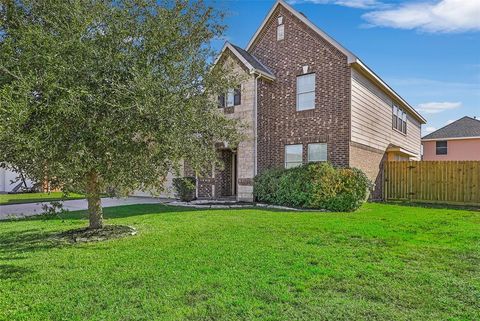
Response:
[208,0,480,136]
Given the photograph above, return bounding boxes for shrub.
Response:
[275,166,312,208]
[253,162,371,212]
[172,177,196,202]
[251,167,283,204]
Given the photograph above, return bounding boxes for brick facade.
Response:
[188,150,235,199]
[250,6,351,173]
[349,142,387,199]
[186,1,423,202]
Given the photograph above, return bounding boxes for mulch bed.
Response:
[55,225,137,243]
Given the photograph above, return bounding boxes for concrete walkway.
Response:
[0,197,168,220]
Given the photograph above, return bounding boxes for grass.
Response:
[0,192,84,205]
[0,203,479,321]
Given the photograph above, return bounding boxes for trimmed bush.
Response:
[172,177,196,202]
[253,162,371,212]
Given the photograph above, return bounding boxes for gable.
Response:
[246,0,356,63]
[245,0,426,124]
[213,43,275,81]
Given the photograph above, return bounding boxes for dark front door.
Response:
[217,150,237,198]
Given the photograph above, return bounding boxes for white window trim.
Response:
[226,89,235,107]
[392,104,407,135]
[436,141,448,155]
[296,73,315,111]
[285,144,303,169]
[308,143,327,162]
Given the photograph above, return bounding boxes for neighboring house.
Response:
[0,167,33,193]
[422,116,480,161]
[139,0,426,201]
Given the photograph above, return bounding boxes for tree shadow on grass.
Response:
[0,228,62,258]
[0,264,33,280]
[382,201,480,212]
[0,204,207,257]
[0,228,58,279]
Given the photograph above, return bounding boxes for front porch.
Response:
[194,147,254,202]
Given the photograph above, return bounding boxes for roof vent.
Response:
[299,12,307,18]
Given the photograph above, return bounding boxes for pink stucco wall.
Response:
[422,138,480,161]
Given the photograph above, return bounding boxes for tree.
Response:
[0,0,241,229]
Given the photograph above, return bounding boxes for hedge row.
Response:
[253,162,371,212]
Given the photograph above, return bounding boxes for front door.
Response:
[217,150,237,198]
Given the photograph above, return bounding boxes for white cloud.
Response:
[288,0,382,9]
[423,126,437,134]
[363,0,480,33]
[446,119,455,125]
[416,101,462,114]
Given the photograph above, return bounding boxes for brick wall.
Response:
[349,142,386,200]
[250,6,351,173]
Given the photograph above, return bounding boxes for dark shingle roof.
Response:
[422,116,480,140]
[229,44,275,78]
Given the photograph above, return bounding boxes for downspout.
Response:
[253,73,261,177]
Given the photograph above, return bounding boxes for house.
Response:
[0,167,33,193]
[422,116,480,161]
[137,0,426,201]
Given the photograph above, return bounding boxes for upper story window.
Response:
[436,141,447,155]
[277,16,284,41]
[392,104,407,134]
[285,144,303,169]
[308,143,327,162]
[218,87,241,108]
[226,89,235,107]
[296,73,315,111]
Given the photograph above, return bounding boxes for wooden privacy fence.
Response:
[383,161,480,206]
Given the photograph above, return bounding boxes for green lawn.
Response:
[0,203,479,321]
[0,192,84,205]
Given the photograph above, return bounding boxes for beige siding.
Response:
[351,69,421,158]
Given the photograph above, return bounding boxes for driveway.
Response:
[0,197,169,220]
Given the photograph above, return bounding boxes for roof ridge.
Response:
[422,116,480,140]
[464,115,480,122]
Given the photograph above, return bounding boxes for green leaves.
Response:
[0,0,240,195]
[254,163,372,212]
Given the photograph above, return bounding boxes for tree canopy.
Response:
[0,0,241,228]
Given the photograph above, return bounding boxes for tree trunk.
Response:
[86,171,103,229]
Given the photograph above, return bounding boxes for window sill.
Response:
[295,108,315,118]
[392,127,407,136]
[296,107,315,112]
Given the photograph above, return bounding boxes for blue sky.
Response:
[209,0,480,136]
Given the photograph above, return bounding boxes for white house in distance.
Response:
[0,167,33,193]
